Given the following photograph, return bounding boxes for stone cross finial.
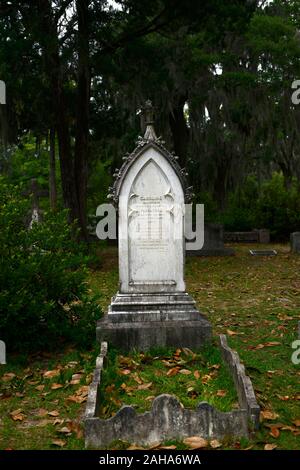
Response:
[143,100,157,141]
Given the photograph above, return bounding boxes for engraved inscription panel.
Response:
[128,160,175,284]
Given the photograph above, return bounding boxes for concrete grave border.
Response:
[84,336,260,448]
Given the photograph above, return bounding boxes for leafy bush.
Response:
[0,180,102,351]
[200,173,300,239]
[255,173,300,240]
[220,175,258,231]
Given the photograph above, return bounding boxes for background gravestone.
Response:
[186,223,235,256]
[291,232,300,254]
[97,102,211,350]
[0,80,5,104]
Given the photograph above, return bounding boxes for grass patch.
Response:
[0,346,98,450]
[1,243,300,449]
[98,343,238,418]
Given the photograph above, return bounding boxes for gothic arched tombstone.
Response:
[119,144,185,293]
[97,102,211,350]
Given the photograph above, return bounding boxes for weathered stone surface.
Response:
[249,249,277,256]
[219,334,260,430]
[117,139,187,294]
[224,229,270,244]
[291,232,300,254]
[85,395,248,449]
[255,229,270,244]
[97,292,212,351]
[84,337,260,448]
[187,223,234,257]
[97,316,212,351]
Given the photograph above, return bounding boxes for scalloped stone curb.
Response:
[84,337,260,448]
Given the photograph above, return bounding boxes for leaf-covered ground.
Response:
[1,243,300,450]
[99,345,238,418]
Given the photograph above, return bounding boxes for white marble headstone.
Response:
[118,145,185,293]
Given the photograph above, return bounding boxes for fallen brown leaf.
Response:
[210,439,222,449]
[66,395,85,404]
[158,445,177,450]
[2,373,16,382]
[147,442,162,450]
[277,395,289,401]
[36,408,48,417]
[137,382,152,391]
[132,373,143,384]
[67,421,83,439]
[201,374,212,384]
[227,329,238,336]
[281,425,298,432]
[43,370,60,379]
[167,367,179,377]
[58,427,71,434]
[216,390,227,397]
[71,373,82,381]
[53,418,64,426]
[12,414,25,422]
[183,436,208,449]
[35,419,55,427]
[52,439,66,447]
[48,410,60,417]
[127,445,145,450]
[260,410,279,421]
[179,369,191,375]
[269,427,280,438]
[51,383,63,390]
[10,409,25,421]
[194,370,201,379]
[264,443,277,451]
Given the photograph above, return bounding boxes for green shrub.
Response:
[0,180,102,351]
[255,173,300,240]
[219,175,258,231]
[214,173,300,239]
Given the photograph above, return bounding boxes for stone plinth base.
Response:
[96,292,212,351]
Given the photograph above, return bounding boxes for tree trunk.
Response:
[37,0,80,226]
[169,95,189,167]
[74,0,90,240]
[49,127,57,210]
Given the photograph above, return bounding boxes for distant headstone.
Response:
[291,232,300,254]
[97,101,211,350]
[224,229,270,244]
[254,229,270,244]
[0,80,5,105]
[249,249,277,256]
[0,340,5,364]
[187,223,234,256]
[24,178,48,228]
